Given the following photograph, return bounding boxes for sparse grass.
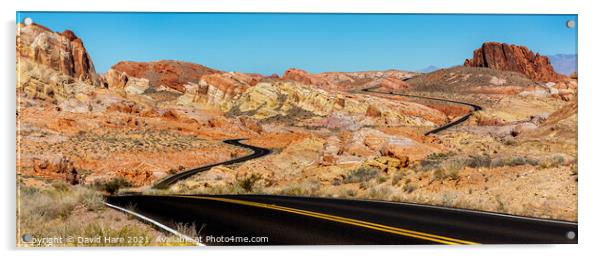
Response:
[420,152,454,171]
[490,156,539,168]
[337,188,357,198]
[403,183,417,193]
[431,159,463,182]
[174,222,200,239]
[538,155,566,169]
[366,185,393,200]
[18,182,179,247]
[342,167,379,184]
[98,177,132,195]
[465,154,492,168]
[391,172,404,186]
[279,181,321,196]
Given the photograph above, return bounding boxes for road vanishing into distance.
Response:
[361,86,482,135]
[107,88,577,245]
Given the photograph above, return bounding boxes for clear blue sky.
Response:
[16,12,577,75]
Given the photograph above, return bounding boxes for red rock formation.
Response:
[464,42,563,82]
[377,77,410,90]
[17,23,100,86]
[283,68,338,90]
[111,60,222,92]
[198,72,261,104]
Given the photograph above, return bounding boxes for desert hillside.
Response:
[17,21,577,229]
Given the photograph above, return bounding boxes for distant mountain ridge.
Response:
[418,65,440,73]
[548,54,577,76]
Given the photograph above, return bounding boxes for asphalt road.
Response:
[152,139,271,189]
[106,194,577,245]
[108,88,577,245]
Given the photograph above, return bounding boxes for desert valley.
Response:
[16,22,577,245]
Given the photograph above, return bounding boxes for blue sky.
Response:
[16,12,577,75]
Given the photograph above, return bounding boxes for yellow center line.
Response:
[170,195,479,245]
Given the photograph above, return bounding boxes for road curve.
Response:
[362,86,482,135]
[107,88,578,246]
[152,139,271,189]
[106,194,577,245]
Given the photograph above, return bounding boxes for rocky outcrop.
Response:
[110,60,222,92]
[226,81,446,128]
[283,68,338,90]
[464,42,563,82]
[33,156,80,185]
[319,70,415,91]
[177,72,260,106]
[17,23,100,86]
[283,68,415,91]
[18,58,95,102]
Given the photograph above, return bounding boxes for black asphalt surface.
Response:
[108,88,578,246]
[152,139,271,189]
[106,194,577,245]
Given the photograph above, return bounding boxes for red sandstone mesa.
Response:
[464,42,563,82]
[110,60,222,92]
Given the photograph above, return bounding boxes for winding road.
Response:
[362,86,482,135]
[107,87,577,245]
[153,139,271,189]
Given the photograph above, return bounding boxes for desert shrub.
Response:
[391,172,404,186]
[78,187,106,211]
[420,152,454,171]
[101,177,132,195]
[431,159,463,182]
[279,181,321,196]
[339,188,357,198]
[539,155,566,169]
[432,168,446,181]
[465,154,492,168]
[174,222,200,239]
[491,156,539,168]
[20,184,106,222]
[367,185,393,200]
[343,167,379,184]
[445,160,463,180]
[403,183,417,193]
[441,192,457,207]
[238,174,260,192]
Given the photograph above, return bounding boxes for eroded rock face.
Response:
[17,23,100,86]
[319,70,415,91]
[33,156,80,185]
[464,42,563,82]
[283,68,415,91]
[176,72,260,107]
[110,60,222,92]
[283,68,339,90]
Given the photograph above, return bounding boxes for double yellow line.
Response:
[172,195,478,245]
